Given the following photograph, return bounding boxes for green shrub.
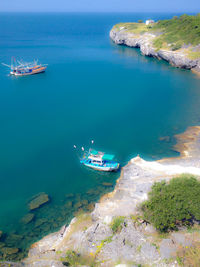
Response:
[153,38,164,50]
[152,14,200,46]
[171,41,182,51]
[61,250,97,266]
[141,175,200,232]
[110,216,125,234]
[138,20,143,23]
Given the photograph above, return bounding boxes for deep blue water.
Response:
[0,12,200,259]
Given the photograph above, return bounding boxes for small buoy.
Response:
[91,140,94,144]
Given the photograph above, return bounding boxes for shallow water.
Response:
[0,12,200,260]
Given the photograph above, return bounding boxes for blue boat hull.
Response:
[84,163,119,171]
[81,160,119,172]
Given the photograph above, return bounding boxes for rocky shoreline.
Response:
[110,28,200,73]
[2,126,199,267]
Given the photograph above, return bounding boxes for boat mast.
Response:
[11,57,16,71]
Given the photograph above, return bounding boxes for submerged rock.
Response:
[28,193,50,210]
[159,136,170,142]
[86,188,97,196]
[65,193,74,199]
[74,199,89,210]
[1,247,19,255]
[0,230,3,239]
[0,242,5,248]
[64,201,72,209]
[81,199,88,206]
[35,218,48,228]
[21,213,35,224]
[5,234,23,246]
[74,203,82,210]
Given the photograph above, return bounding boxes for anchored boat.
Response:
[2,58,47,76]
[80,149,120,172]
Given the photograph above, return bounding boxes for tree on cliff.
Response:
[141,174,200,232]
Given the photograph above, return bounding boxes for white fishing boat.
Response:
[2,57,47,76]
[80,149,120,172]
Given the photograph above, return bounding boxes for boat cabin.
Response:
[88,150,115,165]
[80,148,119,172]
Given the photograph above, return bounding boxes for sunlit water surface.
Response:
[0,12,200,260]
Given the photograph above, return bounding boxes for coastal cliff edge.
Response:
[110,26,200,73]
[9,126,199,267]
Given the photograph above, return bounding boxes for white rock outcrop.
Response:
[110,28,200,71]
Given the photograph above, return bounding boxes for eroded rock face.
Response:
[110,28,200,72]
[28,193,49,210]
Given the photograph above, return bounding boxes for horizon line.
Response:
[0,11,198,14]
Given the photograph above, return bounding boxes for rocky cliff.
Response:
[110,28,200,73]
[7,127,200,267]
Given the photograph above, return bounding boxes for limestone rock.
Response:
[110,28,200,72]
[24,260,65,267]
[141,243,159,260]
[20,129,200,266]
[28,193,49,210]
[171,232,192,247]
[144,224,156,234]
[160,239,177,259]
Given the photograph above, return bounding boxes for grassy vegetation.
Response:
[152,14,200,48]
[186,50,200,60]
[113,22,148,35]
[176,241,200,267]
[187,224,200,233]
[110,216,125,234]
[60,250,98,267]
[141,174,200,232]
[137,245,142,252]
[130,214,143,224]
[113,14,200,55]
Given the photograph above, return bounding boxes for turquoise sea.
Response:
[0,12,200,260]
